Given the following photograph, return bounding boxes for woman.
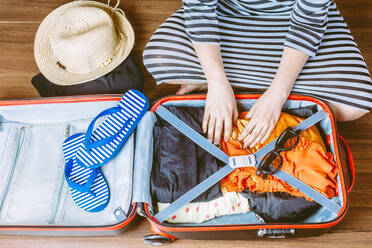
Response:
[143,0,372,147]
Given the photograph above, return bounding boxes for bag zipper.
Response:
[0,126,26,216]
[49,125,71,224]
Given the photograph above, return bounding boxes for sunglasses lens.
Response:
[277,128,299,151]
[260,151,282,173]
[271,153,282,172]
[271,154,282,169]
[282,135,299,150]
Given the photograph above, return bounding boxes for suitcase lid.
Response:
[0,94,139,235]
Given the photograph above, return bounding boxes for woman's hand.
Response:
[203,81,238,144]
[188,43,238,144]
[236,47,310,148]
[237,86,288,148]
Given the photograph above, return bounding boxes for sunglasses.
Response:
[256,127,300,179]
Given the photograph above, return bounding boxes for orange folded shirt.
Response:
[220,112,338,200]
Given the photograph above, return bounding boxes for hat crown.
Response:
[50,7,118,74]
[34,1,134,85]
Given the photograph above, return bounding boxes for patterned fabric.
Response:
[68,163,110,212]
[183,0,334,56]
[158,190,250,223]
[74,90,148,168]
[143,0,372,111]
[62,90,148,212]
[63,134,110,212]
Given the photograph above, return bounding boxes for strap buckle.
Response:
[229,154,256,168]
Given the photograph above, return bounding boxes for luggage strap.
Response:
[154,106,341,222]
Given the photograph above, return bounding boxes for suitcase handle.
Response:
[338,135,355,193]
[257,228,295,238]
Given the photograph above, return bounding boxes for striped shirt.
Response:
[184,0,333,56]
[143,0,372,110]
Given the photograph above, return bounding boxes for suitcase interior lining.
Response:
[0,97,345,228]
[142,98,343,226]
[0,100,134,226]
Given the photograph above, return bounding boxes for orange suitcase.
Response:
[0,94,354,245]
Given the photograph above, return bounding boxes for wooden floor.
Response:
[0,0,371,247]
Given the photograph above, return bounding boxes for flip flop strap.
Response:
[64,159,98,196]
[84,107,131,150]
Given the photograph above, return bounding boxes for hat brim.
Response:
[34,1,134,86]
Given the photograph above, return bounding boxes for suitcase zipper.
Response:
[49,125,71,224]
[0,127,26,216]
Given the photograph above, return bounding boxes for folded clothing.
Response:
[220,111,337,222]
[32,55,143,97]
[242,191,319,223]
[220,112,337,200]
[158,189,250,224]
[151,106,224,205]
[151,106,335,224]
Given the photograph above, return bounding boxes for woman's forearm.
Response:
[237,46,309,148]
[271,46,309,100]
[192,42,238,143]
[192,44,308,94]
[192,42,229,86]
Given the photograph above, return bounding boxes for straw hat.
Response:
[34,0,134,85]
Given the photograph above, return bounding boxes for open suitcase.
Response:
[0,93,354,245]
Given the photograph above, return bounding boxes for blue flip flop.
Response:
[64,159,110,212]
[61,90,148,212]
[73,89,148,169]
[63,133,110,212]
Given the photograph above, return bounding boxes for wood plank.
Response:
[0,207,371,248]
[349,173,372,207]
[0,0,181,22]
[0,23,39,99]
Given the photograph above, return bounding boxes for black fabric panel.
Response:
[31,54,144,97]
[242,191,320,223]
[151,106,224,203]
[282,105,316,118]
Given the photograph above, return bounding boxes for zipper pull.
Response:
[0,115,4,132]
[65,125,71,138]
[113,207,127,222]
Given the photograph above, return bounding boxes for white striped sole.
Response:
[63,135,110,212]
[73,90,148,168]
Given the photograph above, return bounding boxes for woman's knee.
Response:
[327,101,368,121]
[142,46,167,69]
[143,10,187,66]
